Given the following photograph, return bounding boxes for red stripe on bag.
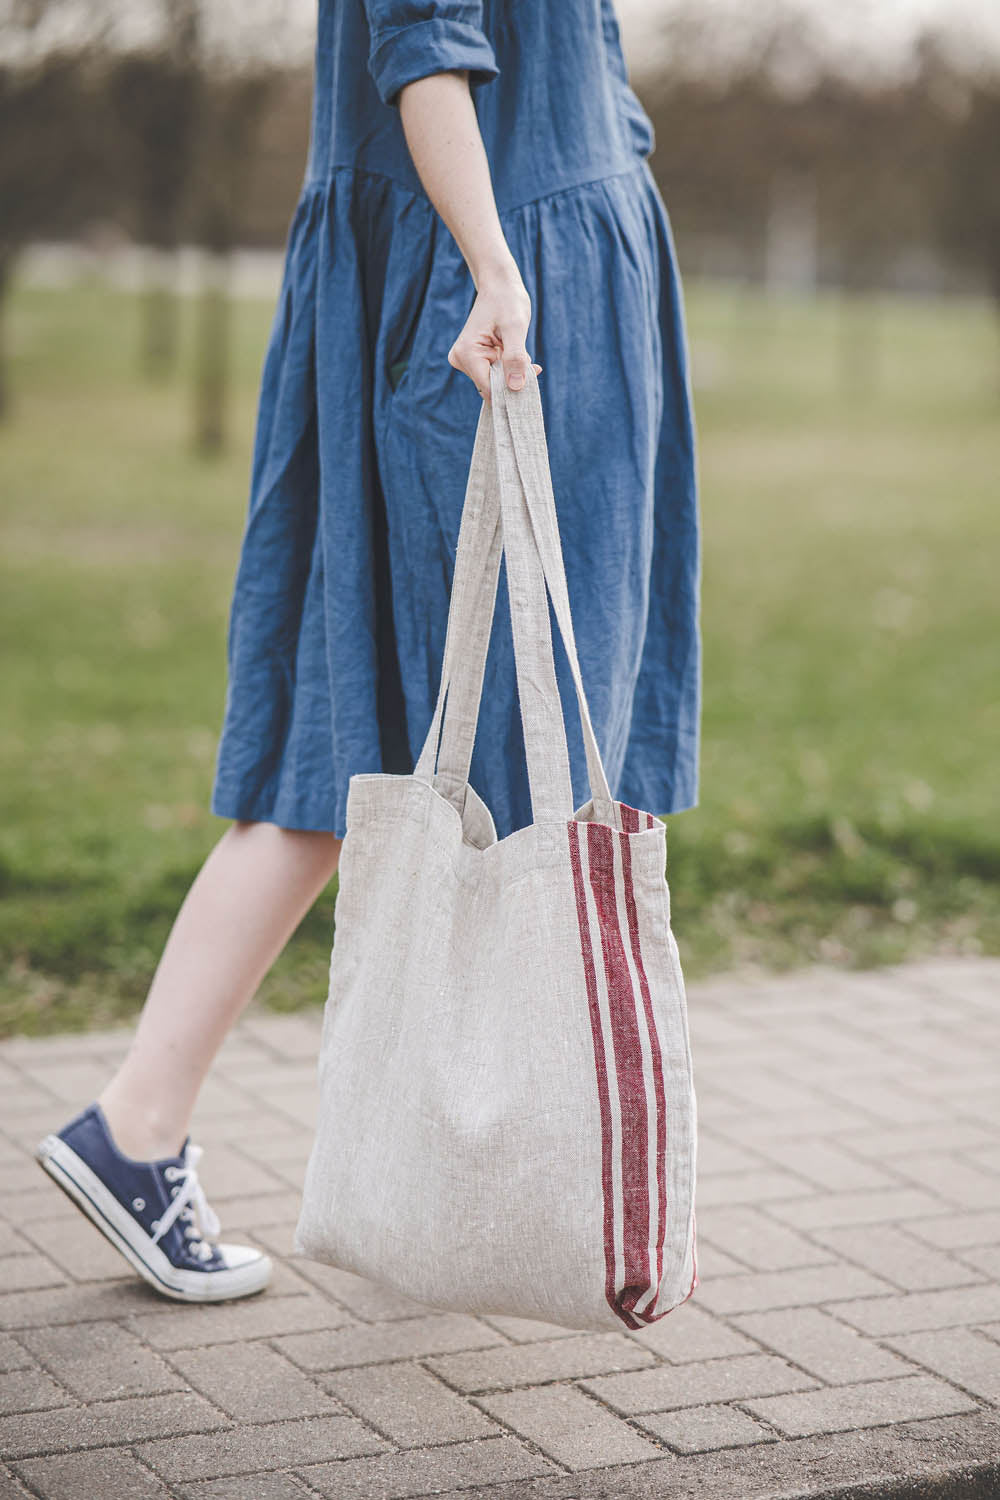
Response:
[586,821,653,1324]
[618,824,669,1322]
[568,821,619,1322]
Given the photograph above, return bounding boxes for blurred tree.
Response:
[108,0,201,380]
[0,2,111,419]
[939,71,1000,354]
[190,69,275,453]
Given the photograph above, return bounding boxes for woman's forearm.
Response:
[398,69,515,289]
[397,69,539,397]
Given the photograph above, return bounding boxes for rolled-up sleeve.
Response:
[363,2,500,108]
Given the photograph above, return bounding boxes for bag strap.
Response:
[413,396,502,810]
[414,362,615,827]
[493,361,615,824]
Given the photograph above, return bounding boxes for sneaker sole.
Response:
[35,1133,272,1303]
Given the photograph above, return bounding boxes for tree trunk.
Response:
[0,247,13,422]
[193,250,230,455]
[140,247,180,382]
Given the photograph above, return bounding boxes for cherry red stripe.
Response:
[618,823,669,1317]
[586,821,652,1321]
[567,822,619,1321]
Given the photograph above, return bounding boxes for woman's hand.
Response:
[448,258,542,403]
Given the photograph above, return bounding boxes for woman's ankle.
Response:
[95,1089,189,1162]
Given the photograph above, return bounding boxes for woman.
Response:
[36,0,700,1301]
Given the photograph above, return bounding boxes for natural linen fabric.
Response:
[294,362,699,1333]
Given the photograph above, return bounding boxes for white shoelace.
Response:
[148,1143,221,1262]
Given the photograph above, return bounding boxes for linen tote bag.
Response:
[293,359,699,1333]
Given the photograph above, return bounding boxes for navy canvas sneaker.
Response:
[36,1102,272,1302]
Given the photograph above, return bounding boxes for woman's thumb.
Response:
[502,345,531,391]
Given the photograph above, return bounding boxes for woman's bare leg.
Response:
[97,820,342,1161]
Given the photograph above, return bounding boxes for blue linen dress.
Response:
[210,0,700,842]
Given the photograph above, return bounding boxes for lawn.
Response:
[1,275,998,1036]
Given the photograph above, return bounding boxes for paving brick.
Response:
[805,1223,984,1292]
[695,1263,894,1316]
[235,1013,323,1060]
[579,1353,818,1415]
[0,1470,32,1499]
[833,1283,1000,1336]
[0,1280,156,1329]
[0,1391,228,1458]
[127,1292,354,1351]
[803,1079,940,1127]
[0,1028,135,1063]
[741,1373,979,1437]
[225,1128,312,1164]
[186,1145,291,1202]
[168,1341,340,1421]
[2,1183,79,1225]
[713,1101,862,1143]
[275,1313,504,1372]
[0,1162,50,1196]
[176,1111,275,1147]
[625,1302,760,1364]
[10,1061,113,1105]
[958,1245,1000,1279]
[196,1190,304,1229]
[19,1213,134,1283]
[0,1225,31,1257]
[242,1221,298,1258]
[753,1140,902,1193]
[478,1383,662,1470]
[281,1260,432,1321]
[251,1088,318,1131]
[425,1332,654,1394]
[0,1256,65,1293]
[728,1306,912,1383]
[13,1448,175,1499]
[838,1121,999,1160]
[881,1327,1000,1401]
[638,1402,776,1453]
[0,1080,60,1115]
[181,1478,312,1500]
[694,1242,749,1278]
[19,1319,187,1399]
[300,1435,554,1499]
[766,1187,947,1230]
[693,1169,817,1208]
[704,1066,829,1116]
[697,1205,833,1271]
[0,1335,32,1373]
[905,1210,1000,1251]
[322,1362,498,1446]
[694,1133,763,1176]
[889,1152,1000,1211]
[476,1313,580,1343]
[136,1416,386,1482]
[181,1477,311,1500]
[259,1156,306,1190]
[0,1369,73,1417]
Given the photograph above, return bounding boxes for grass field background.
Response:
[1,276,998,1036]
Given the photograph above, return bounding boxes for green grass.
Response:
[1,276,998,1036]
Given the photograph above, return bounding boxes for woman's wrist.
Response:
[468,247,521,292]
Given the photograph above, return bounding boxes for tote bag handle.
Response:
[415,360,616,828]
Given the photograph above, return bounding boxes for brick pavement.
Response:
[1,955,999,1499]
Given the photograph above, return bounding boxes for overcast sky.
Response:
[202,0,1000,68]
[7,0,1000,71]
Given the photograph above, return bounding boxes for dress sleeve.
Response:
[362,1,500,109]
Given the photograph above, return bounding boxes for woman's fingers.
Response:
[447,265,541,402]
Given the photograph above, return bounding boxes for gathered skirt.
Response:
[210,156,701,842]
